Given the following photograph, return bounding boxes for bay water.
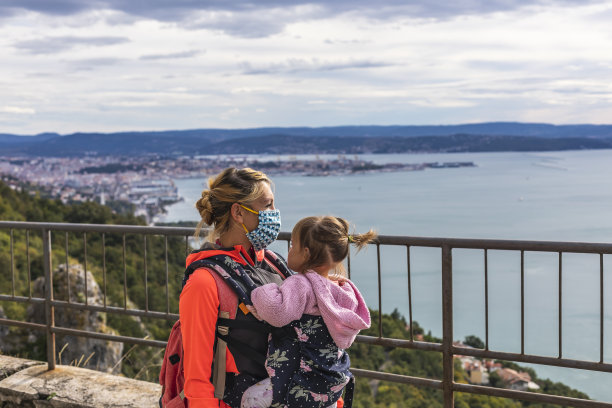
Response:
[163,150,612,401]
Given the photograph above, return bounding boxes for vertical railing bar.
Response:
[165,235,170,315]
[407,245,413,341]
[83,232,88,306]
[185,235,189,257]
[10,229,15,297]
[376,243,382,338]
[65,232,70,303]
[484,249,489,351]
[347,245,351,280]
[442,245,454,408]
[521,249,525,355]
[600,253,604,364]
[144,235,148,312]
[123,233,127,310]
[102,233,107,308]
[43,229,56,370]
[26,230,32,299]
[559,252,563,359]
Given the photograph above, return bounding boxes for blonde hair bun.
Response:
[195,190,214,225]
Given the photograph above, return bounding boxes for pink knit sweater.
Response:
[251,272,371,349]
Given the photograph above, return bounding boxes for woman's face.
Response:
[241,182,275,232]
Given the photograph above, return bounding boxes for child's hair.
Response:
[195,167,271,240]
[292,216,377,276]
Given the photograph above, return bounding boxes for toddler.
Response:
[241,216,375,408]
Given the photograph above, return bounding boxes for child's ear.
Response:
[303,247,310,260]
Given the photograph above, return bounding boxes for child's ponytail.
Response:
[349,229,378,252]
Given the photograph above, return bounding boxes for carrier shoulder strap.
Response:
[262,249,292,279]
[343,377,355,408]
[204,260,240,399]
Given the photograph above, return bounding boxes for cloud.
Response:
[464,60,531,71]
[68,57,126,71]
[0,0,88,17]
[182,5,324,38]
[2,0,606,38]
[13,35,129,54]
[324,38,369,45]
[2,0,603,18]
[240,58,395,75]
[2,0,612,133]
[1,106,36,114]
[139,49,203,60]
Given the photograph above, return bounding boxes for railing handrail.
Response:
[1,220,611,408]
[2,220,612,253]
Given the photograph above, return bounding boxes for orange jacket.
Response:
[180,244,265,408]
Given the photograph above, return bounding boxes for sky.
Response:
[2,0,612,134]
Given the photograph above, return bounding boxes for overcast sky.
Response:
[2,0,612,134]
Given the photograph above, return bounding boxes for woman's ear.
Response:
[230,203,245,224]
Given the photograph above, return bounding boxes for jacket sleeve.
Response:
[179,268,223,408]
[250,275,310,327]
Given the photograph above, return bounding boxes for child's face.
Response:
[287,234,308,272]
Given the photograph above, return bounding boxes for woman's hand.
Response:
[246,304,263,321]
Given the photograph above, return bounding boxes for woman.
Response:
[180,167,286,408]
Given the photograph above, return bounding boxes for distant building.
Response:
[497,368,540,391]
[484,360,502,372]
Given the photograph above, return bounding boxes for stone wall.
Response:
[0,355,161,408]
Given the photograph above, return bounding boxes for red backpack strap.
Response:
[209,270,238,319]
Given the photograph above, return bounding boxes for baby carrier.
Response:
[159,246,292,408]
[266,314,355,408]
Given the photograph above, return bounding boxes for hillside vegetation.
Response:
[0,180,182,379]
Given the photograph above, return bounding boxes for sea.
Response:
[162,150,612,402]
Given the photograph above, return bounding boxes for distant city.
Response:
[0,155,474,223]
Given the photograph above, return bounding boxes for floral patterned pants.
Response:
[241,378,337,408]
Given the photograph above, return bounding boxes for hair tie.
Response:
[348,235,354,243]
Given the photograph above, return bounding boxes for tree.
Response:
[464,335,485,349]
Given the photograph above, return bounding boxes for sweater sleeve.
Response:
[250,275,310,327]
[179,268,224,408]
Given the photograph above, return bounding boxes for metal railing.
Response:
[1,221,611,408]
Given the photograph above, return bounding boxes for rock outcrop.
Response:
[0,355,161,408]
[27,263,123,374]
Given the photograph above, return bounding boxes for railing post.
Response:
[43,229,56,370]
[442,245,454,408]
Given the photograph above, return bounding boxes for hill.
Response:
[2,123,612,156]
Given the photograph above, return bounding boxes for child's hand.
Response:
[329,275,348,286]
[246,305,263,321]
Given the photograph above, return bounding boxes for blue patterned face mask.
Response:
[240,205,281,251]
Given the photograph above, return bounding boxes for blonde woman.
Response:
[179,167,287,408]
